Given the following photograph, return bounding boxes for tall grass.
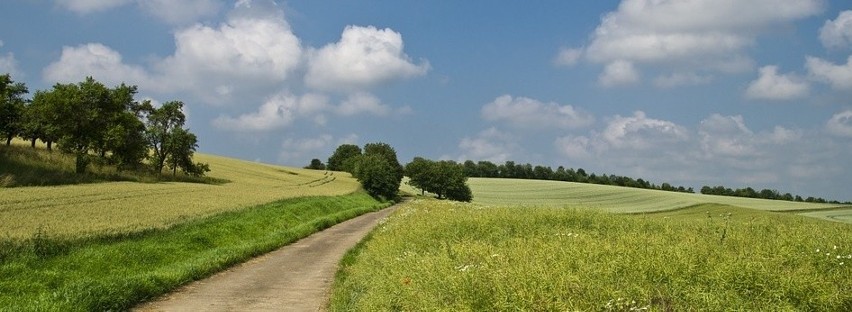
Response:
[330,199,852,311]
[0,192,390,311]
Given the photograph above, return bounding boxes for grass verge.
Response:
[0,192,390,311]
[329,199,852,311]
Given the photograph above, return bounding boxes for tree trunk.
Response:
[46,141,53,151]
[5,136,11,146]
[30,138,36,148]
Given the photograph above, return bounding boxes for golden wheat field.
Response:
[0,153,360,239]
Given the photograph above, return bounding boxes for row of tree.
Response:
[405,158,472,202]
[0,73,207,176]
[322,143,404,200]
[699,185,850,205]
[458,160,695,194]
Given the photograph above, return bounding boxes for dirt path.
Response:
[134,205,398,312]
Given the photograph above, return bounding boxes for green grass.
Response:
[0,192,389,311]
[329,199,852,311]
[469,177,852,223]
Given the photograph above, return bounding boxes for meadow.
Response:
[468,178,852,223]
[330,199,852,311]
[0,145,360,239]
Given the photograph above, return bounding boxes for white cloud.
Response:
[554,135,593,159]
[806,56,852,90]
[305,25,429,92]
[653,72,712,88]
[826,110,852,138]
[43,43,149,86]
[599,60,639,87]
[554,47,583,66]
[458,128,518,163]
[820,10,852,49]
[137,0,222,25]
[745,65,809,100]
[0,41,20,76]
[601,111,689,150]
[55,0,131,14]
[481,95,594,130]
[212,92,329,131]
[337,93,390,116]
[56,0,220,24]
[569,0,823,83]
[156,15,302,102]
[278,134,335,164]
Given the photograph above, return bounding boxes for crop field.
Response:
[330,199,852,311]
[0,152,360,239]
[468,178,852,222]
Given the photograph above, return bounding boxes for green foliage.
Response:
[405,158,472,202]
[0,73,28,145]
[363,142,404,181]
[305,158,326,170]
[354,154,400,200]
[0,192,388,311]
[327,144,362,172]
[330,199,852,311]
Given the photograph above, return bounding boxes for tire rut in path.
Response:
[134,205,399,312]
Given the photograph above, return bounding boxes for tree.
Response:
[363,142,404,182]
[24,89,63,150]
[428,160,472,202]
[47,78,114,173]
[405,157,433,195]
[166,127,208,176]
[145,101,187,174]
[462,160,479,177]
[305,158,326,170]
[0,73,28,145]
[355,154,400,200]
[327,144,362,172]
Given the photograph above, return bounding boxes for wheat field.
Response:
[0,153,360,239]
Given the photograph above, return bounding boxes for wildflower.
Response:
[816,249,821,253]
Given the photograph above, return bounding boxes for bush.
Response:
[354,155,400,200]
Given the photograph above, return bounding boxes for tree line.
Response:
[0,73,208,176]
[700,185,850,205]
[457,159,695,194]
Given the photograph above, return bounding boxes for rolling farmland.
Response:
[0,153,361,239]
[468,178,852,222]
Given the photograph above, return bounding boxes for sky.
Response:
[1,0,851,201]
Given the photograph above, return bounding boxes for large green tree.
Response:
[404,158,472,202]
[355,154,400,200]
[50,78,117,173]
[363,142,404,181]
[144,100,189,174]
[404,157,433,195]
[0,73,28,145]
[327,144,362,172]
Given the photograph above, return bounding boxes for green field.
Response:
[0,151,360,239]
[468,178,852,222]
[330,199,852,311]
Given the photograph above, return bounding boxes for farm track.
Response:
[135,203,399,312]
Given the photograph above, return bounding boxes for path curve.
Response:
[134,204,399,312]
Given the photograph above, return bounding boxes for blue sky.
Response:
[2,0,851,201]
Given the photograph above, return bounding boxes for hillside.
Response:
[468,178,852,223]
[0,150,360,239]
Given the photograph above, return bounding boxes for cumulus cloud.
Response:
[43,43,149,86]
[458,128,518,163]
[337,93,391,116]
[599,60,639,87]
[0,41,20,76]
[567,0,823,84]
[826,110,852,138]
[653,72,712,88]
[806,56,852,90]
[554,47,583,66]
[698,114,758,158]
[56,0,220,24]
[212,93,329,131]
[55,0,130,14]
[305,25,430,92]
[555,111,688,160]
[820,10,852,49]
[137,0,222,25]
[481,95,594,130]
[745,65,809,100]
